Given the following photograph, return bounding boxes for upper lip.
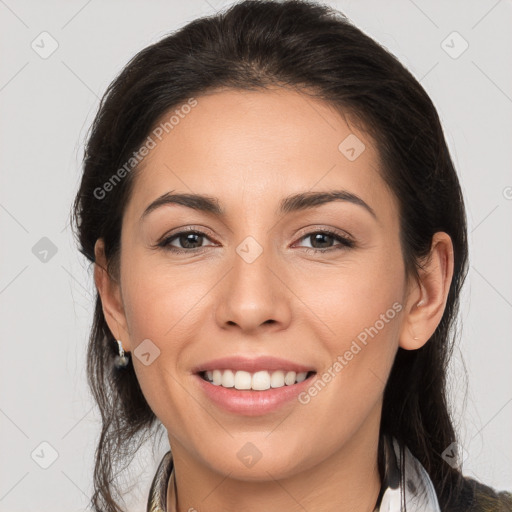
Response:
[191,355,316,374]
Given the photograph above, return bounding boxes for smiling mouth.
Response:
[199,369,317,391]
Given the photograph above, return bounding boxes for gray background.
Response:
[0,0,511,510]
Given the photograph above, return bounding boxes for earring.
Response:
[114,339,130,368]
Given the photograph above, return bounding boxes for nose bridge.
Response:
[215,231,290,331]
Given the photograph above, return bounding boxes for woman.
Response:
[71,1,512,511]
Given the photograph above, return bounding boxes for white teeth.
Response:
[204,369,312,390]
[221,369,235,388]
[270,370,285,388]
[212,370,222,385]
[234,370,252,390]
[284,371,296,385]
[296,371,308,383]
[252,371,271,391]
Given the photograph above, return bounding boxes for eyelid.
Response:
[155,224,356,255]
[156,225,218,245]
[293,225,354,244]
[292,228,355,253]
[152,227,218,256]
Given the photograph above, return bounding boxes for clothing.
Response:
[147,434,512,512]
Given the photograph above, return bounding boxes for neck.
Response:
[167,419,382,512]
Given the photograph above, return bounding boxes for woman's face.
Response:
[104,88,417,479]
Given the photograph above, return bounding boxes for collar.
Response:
[147,434,441,512]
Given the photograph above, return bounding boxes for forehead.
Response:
[125,88,397,224]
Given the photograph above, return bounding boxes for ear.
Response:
[399,232,454,350]
[94,238,132,351]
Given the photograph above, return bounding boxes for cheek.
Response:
[295,245,404,402]
[119,254,205,423]
[296,245,404,345]
[121,252,211,342]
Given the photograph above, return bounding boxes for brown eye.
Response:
[173,232,205,249]
[295,230,355,253]
[158,229,214,253]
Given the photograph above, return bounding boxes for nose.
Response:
[214,241,292,334]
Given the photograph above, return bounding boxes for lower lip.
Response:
[194,373,316,416]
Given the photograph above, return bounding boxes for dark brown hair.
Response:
[71,1,470,510]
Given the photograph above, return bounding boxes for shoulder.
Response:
[445,476,512,512]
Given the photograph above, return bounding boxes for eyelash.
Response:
[156,227,355,255]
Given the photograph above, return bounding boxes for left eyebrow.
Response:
[139,189,377,222]
[278,190,377,220]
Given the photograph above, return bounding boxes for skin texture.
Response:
[94,88,454,512]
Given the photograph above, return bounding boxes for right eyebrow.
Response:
[140,191,223,222]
